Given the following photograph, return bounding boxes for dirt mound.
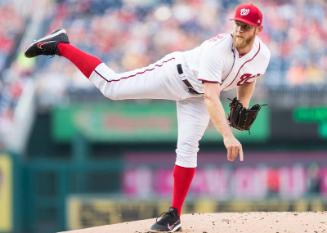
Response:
[60,212,327,233]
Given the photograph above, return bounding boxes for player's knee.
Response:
[105,92,120,100]
[177,139,200,155]
[100,86,121,100]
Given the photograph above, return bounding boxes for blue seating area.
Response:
[35,0,327,88]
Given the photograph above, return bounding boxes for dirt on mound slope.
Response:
[60,212,327,233]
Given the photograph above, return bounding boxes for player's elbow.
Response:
[98,88,120,100]
[203,91,219,108]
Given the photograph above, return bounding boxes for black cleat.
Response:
[24,29,69,58]
[150,207,182,232]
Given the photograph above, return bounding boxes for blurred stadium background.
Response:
[0,0,327,232]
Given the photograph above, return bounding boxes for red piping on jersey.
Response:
[94,57,176,83]
[199,79,221,84]
[94,70,109,82]
[223,47,236,85]
[224,42,261,89]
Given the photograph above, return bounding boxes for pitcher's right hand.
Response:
[223,135,244,162]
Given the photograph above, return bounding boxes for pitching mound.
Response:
[60,212,326,233]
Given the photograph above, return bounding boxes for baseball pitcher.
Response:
[25,3,270,232]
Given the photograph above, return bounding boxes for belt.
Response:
[176,64,202,95]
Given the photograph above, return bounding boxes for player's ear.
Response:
[256,26,263,34]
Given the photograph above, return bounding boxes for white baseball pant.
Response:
[89,52,211,167]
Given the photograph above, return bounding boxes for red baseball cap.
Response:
[231,3,263,27]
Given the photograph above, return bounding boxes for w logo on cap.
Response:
[232,4,263,26]
[240,8,250,16]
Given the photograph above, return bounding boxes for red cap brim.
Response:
[230,17,258,27]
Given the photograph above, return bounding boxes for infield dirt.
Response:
[60,211,327,233]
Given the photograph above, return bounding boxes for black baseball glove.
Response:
[227,97,263,131]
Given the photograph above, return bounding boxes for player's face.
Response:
[232,21,260,51]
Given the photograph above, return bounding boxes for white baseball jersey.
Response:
[182,33,271,93]
[89,33,270,168]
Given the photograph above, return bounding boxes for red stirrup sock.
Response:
[171,165,195,216]
[57,43,101,78]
